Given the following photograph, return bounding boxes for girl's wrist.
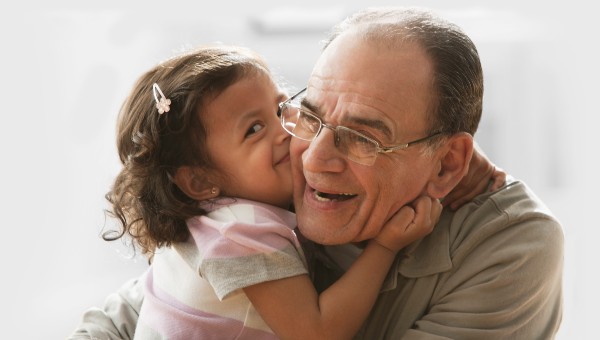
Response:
[369,238,398,255]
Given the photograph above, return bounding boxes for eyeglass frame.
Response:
[277,88,443,166]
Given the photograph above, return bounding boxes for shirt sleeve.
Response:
[196,216,308,300]
[68,277,144,340]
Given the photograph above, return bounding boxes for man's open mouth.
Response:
[314,190,357,202]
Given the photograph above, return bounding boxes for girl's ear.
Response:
[173,166,220,201]
[426,133,474,199]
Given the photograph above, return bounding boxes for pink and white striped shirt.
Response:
[134,198,308,339]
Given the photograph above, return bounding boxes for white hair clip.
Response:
[152,83,171,114]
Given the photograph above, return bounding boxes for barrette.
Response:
[152,83,171,114]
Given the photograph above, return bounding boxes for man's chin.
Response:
[294,184,366,245]
[297,222,355,245]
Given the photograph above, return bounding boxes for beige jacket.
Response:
[309,180,564,339]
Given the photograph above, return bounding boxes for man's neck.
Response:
[323,243,364,271]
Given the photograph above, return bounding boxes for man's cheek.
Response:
[290,138,307,155]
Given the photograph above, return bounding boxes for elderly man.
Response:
[284,7,563,339]
[71,7,563,339]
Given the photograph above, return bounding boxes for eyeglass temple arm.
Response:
[277,87,307,117]
[379,132,443,153]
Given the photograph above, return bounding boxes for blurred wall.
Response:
[0,1,597,339]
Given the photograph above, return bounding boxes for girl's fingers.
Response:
[489,166,507,191]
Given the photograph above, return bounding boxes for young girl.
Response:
[104,45,497,339]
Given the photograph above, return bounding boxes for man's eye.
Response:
[300,118,320,134]
[245,123,264,137]
[354,128,382,145]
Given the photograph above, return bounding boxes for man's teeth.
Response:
[314,191,355,201]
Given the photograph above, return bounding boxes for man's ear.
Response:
[426,132,474,198]
[173,166,220,201]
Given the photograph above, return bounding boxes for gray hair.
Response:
[323,7,483,136]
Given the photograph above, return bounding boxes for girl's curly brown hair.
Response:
[103,45,272,256]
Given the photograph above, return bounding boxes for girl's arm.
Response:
[244,196,441,340]
[443,142,507,210]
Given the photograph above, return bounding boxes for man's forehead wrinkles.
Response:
[308,75,395,108]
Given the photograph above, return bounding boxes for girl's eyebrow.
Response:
[236,109,260,131]
[238,91,287,126]
[301,98,392,140]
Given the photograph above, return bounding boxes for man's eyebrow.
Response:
[301,98,392,139]
[301,98,319,115]
[346,116,392,140]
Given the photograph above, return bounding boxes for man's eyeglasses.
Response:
[277,88,442,166]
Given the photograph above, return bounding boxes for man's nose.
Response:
[301,127,345,173]
[321,124,340,147]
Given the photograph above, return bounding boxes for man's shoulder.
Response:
[399,178,563,278]
[456,178,559,230]
[445,178,563,255]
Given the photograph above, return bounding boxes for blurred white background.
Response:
[0,1,597,339]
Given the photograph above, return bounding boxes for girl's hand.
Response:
[372,196,442,253]
[443,143,507,211]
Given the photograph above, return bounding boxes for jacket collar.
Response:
[309,209,454,292]
[397,209,453,279]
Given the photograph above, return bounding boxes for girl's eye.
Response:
[245,123,264,138]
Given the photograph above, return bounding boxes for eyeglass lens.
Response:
[281,104,378,165]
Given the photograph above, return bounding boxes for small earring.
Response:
[211,187,218,195]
